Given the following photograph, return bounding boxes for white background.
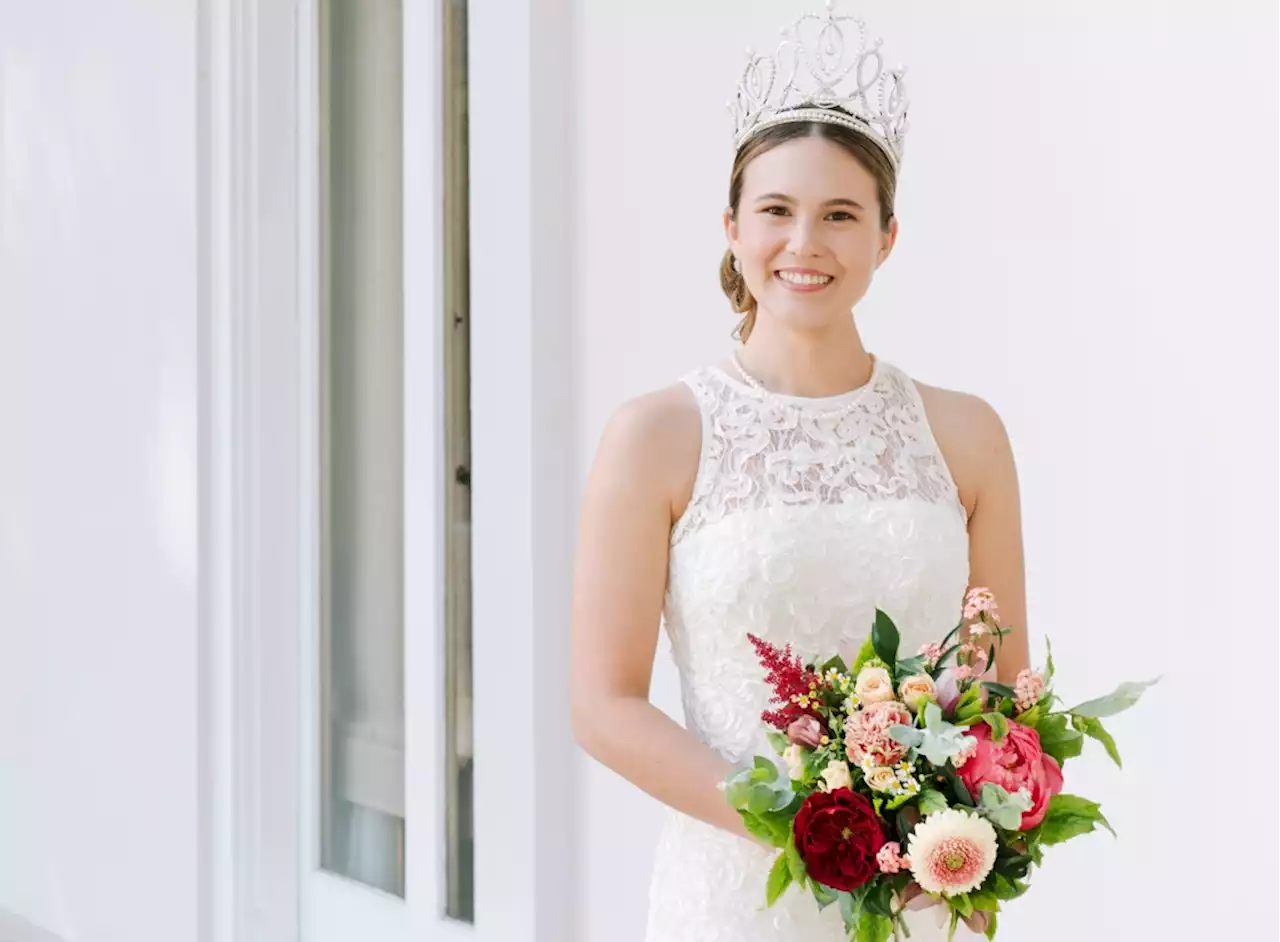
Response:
[0,2,200,940]
[0,1,1275,941]
[574,1,1278,940]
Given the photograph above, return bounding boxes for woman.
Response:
[570,5,1030,938]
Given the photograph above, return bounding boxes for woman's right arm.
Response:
[570,388,755,842]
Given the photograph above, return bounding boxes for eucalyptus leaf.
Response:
[978,782,1031,830]
[839,890,860,933]
[1065,677,1160,719]
[752,755,779,782]
[811,880,840,911]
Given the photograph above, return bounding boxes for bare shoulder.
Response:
[589,381,702,520]
[912,378,1014,519]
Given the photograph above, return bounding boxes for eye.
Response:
[827,211,856,222]
[761,205,790,216]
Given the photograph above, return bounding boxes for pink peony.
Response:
[845,700,912,767]
[956,721,1064,829]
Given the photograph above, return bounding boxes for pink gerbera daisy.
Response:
[906,809,997,897]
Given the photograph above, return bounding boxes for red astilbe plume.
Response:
[747,633,825,730]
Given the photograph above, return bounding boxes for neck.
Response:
[735,316,873,398]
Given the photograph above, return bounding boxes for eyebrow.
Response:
[754,193,866,212]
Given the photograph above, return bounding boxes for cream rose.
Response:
[898,673,937,713]
[863,766,901,793]
[819,759,852,792]
[784,743,807,781]
[855,666,895,705]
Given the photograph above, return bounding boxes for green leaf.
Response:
[952,892,974,918]
[740,812,784,848]
[940,761,975,807]
[984,912,999,940]
[1034,713,1085,764]
[766,730,790,756]
[990,873,1028,901]
[858,911,894,942]
[939,620,964,651]
[1044,637,1055,684]
[935,642,963,671]
[968,887,1000,913]
[982,681,1017,700]
[953,684,984,721]
[785,833,807,885]
[1065,677,1160,719]
[1073,715,1122,768]
[1038,794,1116,846]
[766,851,793,907]
[851,635,879,676]
[980,712,1008,741]
[872,610,901,673]
[864,881,894,918]
[918,788,949,815]
[820,654,849,677]
[1013,703,1042,727]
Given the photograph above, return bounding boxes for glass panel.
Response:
[318,0,406,897]
[442,0,475,922]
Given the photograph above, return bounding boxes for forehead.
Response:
[741,136,878,202]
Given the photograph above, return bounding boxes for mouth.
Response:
[774,269,835,292]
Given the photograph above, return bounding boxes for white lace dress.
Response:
[644,356,970,942]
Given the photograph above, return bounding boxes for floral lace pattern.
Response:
[645,359,970,942]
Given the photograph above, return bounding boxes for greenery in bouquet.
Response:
[722,588,1158,941]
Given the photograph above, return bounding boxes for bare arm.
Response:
[965,399,1032,684]
[919,382,1032,684]
[570,389,755,842]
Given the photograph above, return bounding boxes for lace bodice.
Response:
[645,357,970,942]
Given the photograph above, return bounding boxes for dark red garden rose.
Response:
[792,787,886,892]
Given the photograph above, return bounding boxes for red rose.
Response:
[956,720,1064,829]
[792,788,886,892]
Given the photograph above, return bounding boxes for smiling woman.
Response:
[719,107,899,343]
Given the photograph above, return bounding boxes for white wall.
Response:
[573,1,1278,940]
[0,2,200,941]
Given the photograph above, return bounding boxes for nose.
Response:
[784,217,821,257]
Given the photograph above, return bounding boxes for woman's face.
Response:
[725,135,896,333]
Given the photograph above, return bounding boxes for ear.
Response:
[875,215,900,268]
[723,206,739,255]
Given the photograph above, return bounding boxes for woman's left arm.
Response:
[965,400,1032,684]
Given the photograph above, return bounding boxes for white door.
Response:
[297,1,474,938]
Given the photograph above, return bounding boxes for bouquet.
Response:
[722,588,1157,941]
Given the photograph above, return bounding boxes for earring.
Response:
[732,256,741,274]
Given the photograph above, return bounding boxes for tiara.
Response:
[728,0,910,168]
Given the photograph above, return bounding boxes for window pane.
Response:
[319,0,405,897]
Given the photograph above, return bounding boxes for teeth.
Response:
[776,271,832,286]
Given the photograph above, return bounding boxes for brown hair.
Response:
[720,116,898,341]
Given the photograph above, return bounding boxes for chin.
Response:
[761,293,854,332]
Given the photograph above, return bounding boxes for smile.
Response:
[775,269,834,291]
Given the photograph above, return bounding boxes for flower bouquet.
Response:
[722,588,1157,941]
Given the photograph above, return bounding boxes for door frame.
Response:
[198,0,579,939]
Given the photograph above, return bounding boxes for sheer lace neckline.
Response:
[708,353,883,408]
